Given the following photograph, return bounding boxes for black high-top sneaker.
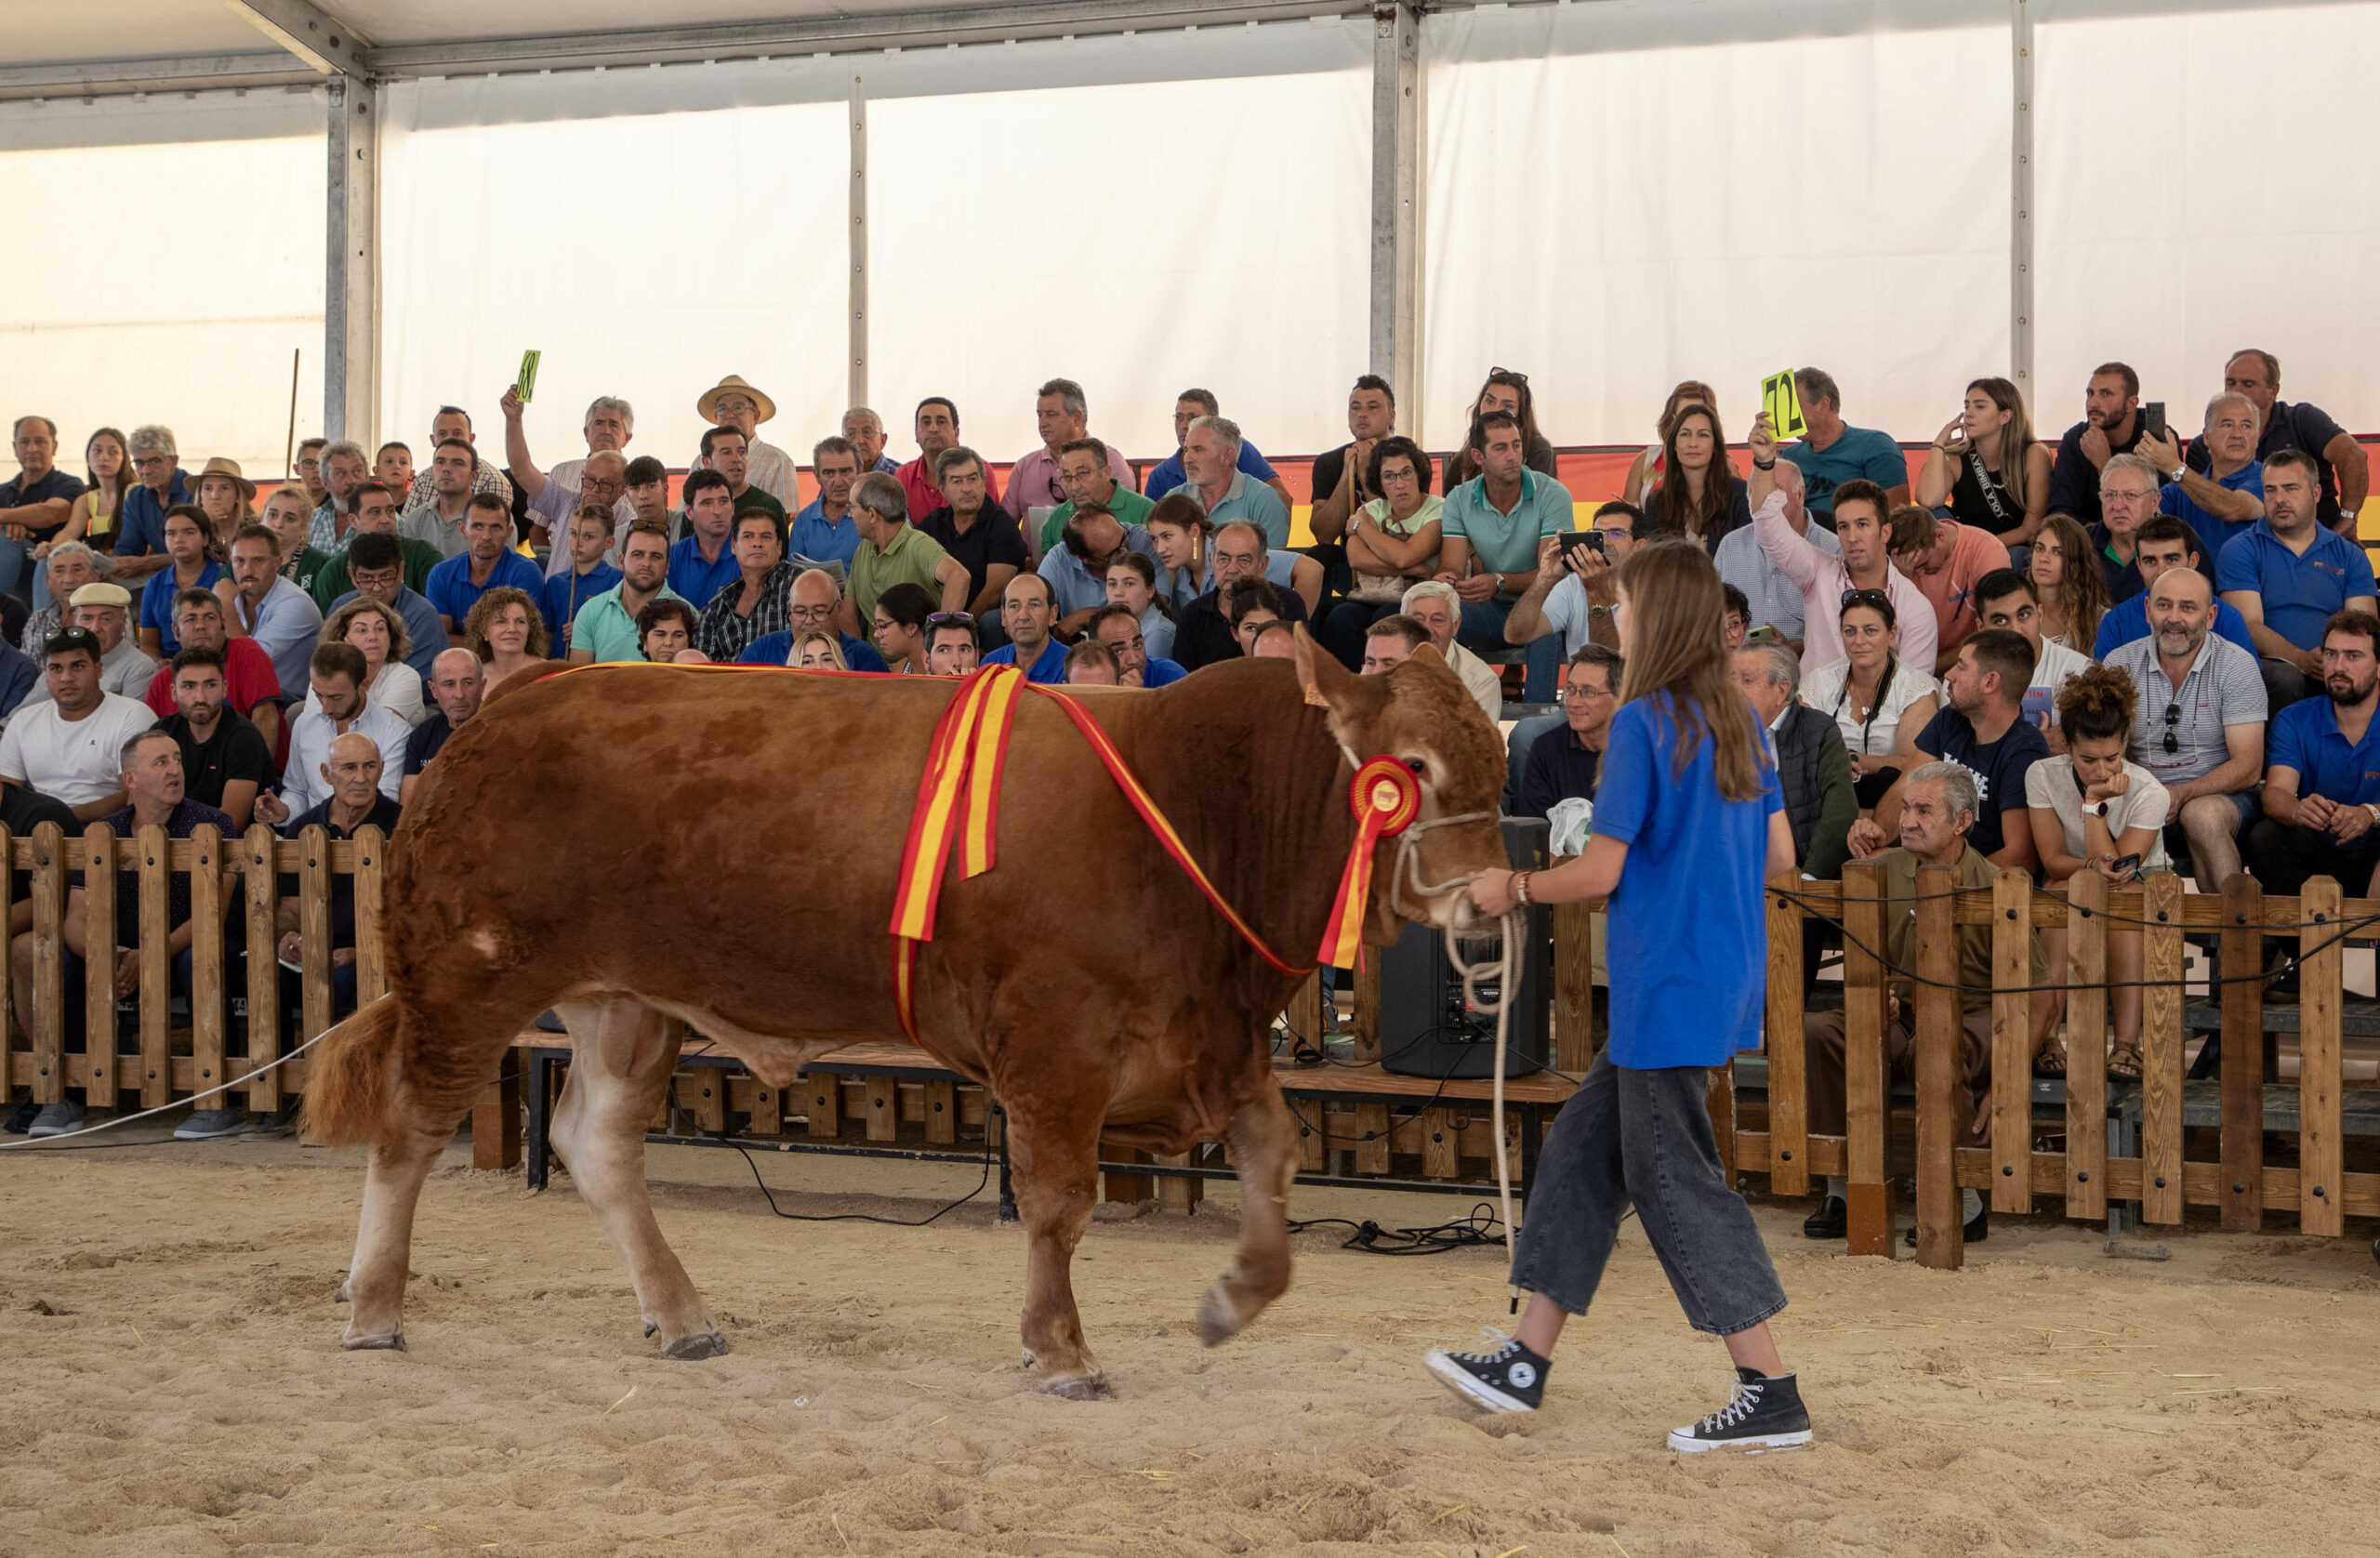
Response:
[1666,1367,1812,1453]
[1422,1330,1548,1414]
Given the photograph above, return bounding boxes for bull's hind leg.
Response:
[1004,1103,1106,1397]
[549,998,726,1359]
[1199,1086,1298,1346]
[341,1121,453,1351]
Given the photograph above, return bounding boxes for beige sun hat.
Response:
[696,375,777,426]
[187,456,256,501]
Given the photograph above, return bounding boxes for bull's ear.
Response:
[1293,622,1356,711]
[1405,641,1448,670]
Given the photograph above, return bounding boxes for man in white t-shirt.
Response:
[0,627,161,822]
[253,641,408,820]
[1973,567,2093,755]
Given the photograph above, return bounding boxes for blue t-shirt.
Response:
[2268,695,2380,808]
[2092,592,2257,660]
[1592,694,1780,1069]
[734,630,889,672]
[1142,656,1188,687]
[140,561,224,655]
[541,561,623,655]
[424,548,545,628]
[2159,461,2263,567]
[666,534,743,612]
[984,636,1069,684]
[2215,521,2378,651]
[1144,439,1278,502]
[788,501,861,572]
[115,474,190,558]
[1779,426,1908,514]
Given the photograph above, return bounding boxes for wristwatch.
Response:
[2168,465,2188,483]
[2086,800,2109,818]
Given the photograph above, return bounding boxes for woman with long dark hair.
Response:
[1620,379,1720,505]
[2027,513,2108,651]
[1643,403,1751,552]
[1423,539,1809,1451]
[1917,376,2049,543]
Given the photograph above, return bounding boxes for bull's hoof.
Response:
[662,1330,730,1361]
[333,1284,349,1304]
[342,1330,405,1352]
[641,1319,659,1339]
[1198,1282,1247,1347]
[1037,1373,1109,1401]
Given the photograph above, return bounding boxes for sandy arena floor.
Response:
[4,1128,2379,1558]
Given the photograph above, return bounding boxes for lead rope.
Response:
[1438,904,1524,1305]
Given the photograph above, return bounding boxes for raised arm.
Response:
[499,386,549,503]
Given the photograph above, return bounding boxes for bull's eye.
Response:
[1404,758,1427,777]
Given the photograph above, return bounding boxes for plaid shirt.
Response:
[397,456,514,520]
[694,560,799,663]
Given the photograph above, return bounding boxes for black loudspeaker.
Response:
[1377,816,1552,1079]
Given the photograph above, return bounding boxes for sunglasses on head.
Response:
[1841,588,1892,612]
[2163,701,2181,755]
[927,612,975,627]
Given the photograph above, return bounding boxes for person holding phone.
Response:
[2026,665,2169,1081]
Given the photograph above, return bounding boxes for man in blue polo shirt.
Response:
[1089,604,1185,688]
[2154,390,2265,565]
[424,495,543,642]
[2217,448,2377,712]
[2094,517,2258,659]
[1145,390,1287,506]
[1438,410,1573,702]
[115,425,190,583]
[666,469,741,610]
[788,437,862,574]
[2247,608,2380,896]
[984,574,1067,683]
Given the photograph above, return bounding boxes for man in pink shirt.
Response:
[1750,419,1937,675]
[1002,377,1133,521]
[1886,508,2012,674]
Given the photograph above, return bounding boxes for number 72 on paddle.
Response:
[1761,371,1807,442]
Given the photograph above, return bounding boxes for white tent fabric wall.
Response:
[2033,0,2380,442]
[1421,0,2010,454]
[379,64,850,477]
[861,20,1374,465]
[0,91,326,484]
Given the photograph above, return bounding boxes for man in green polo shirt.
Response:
[1037,437,1154,561]
[1439,409,1575,701]
[566,521,681,665]
[310,481,443,609]
[845,473,969,650]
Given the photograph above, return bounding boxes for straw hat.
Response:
[696,375,777,426]
[187,456,255,501]
[69,581,134,610]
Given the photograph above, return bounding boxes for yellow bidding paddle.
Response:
[516,350,542,404]
[1761,371,1807,441]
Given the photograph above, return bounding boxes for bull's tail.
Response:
[300,994,403,1149]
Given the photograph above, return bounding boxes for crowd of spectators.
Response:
[0,350,2373,1150]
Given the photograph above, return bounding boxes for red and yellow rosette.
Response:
[1316,756,1422,968]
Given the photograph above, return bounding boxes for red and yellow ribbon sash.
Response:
[1315,757,1422,969]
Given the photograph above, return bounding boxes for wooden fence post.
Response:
[298,827,334,1046]
[1552,899,1596,1074]
[2218,874,2264,1233]
[1288,970,1325,1052]
[1350,946,1387,1175]
[1912,864,1964,1269]
[80,825,117,1110]
[189,826,226,1110]
[2298,877,2345,1238]
[243,825,282,1114]
[353,825,388,1004]
[1764,871,1808,1197]
[1990,868,2033,1214]
[30,823,64,1106]
[2140,871,2186,1225]
[2064,868,2109,1221]
[1839,859,1890,1256]
[136,825,171,1108]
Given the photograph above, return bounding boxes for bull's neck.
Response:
[1111,674,1355,975]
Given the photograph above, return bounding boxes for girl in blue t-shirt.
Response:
[1423,539,1811,1453]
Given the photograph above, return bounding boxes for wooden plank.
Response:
[2297,877,2345,1237]
[1551,900,1597,1074]
[864,1075,897,1142]
[352,824,388,1003]
[1839,859,1890,1256]
[1353,1102,1390,1175]
[188,825,225,1112]
[1911,863,1964,1270]
[79,826,118,1110]
[2063,866,2109,1221]
[1296,1103,1326,1171]
[805,1070,841,1137]
[2140,871,2186,1224]
[1350,956,1382,1063]
[1763,870,1808,1195]
[298,825,333,1046]
[922,1077,957,1144]
[749,1074,783,1136]
[1421,1106,1458,1180]
[2218,873,2264,1233]
[1101,1143,1152,1204]
[243,825,282,1113]
[1288,970,1325,1052]
[471,1047,522,1170]
[689,1069,727,1134]
[1990,867,2031,1215]
[136,825,170,1108]
[1156,1154,1202,1215]
[29,824,63,1106]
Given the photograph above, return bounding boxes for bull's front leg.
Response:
[1200,1084,1298,1345]
[1002,1104,1105,1398]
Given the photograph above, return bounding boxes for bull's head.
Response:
[1292,627,1511,940]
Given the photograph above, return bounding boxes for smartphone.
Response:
[1557,531,1604,563]
[2141,400,2167,443]
[2109,852,2141,878]
[2020,685,2055,726]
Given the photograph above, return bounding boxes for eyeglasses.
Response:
[1561,682,1611,701]
[2162,701,2181,755]
[789,604,836,621]
[1841,588,1892,613]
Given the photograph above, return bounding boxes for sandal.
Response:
[2107,1044,2142,1082]
[2032,1036,2069,1077]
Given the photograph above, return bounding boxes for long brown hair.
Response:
[1964,376,2038,511]
[84,427,129,527]
[1616,539,1765,801]
[2030,512,2107,650]
[1649,403,1733,539]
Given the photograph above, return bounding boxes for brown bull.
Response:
[303,634,1507,1396]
